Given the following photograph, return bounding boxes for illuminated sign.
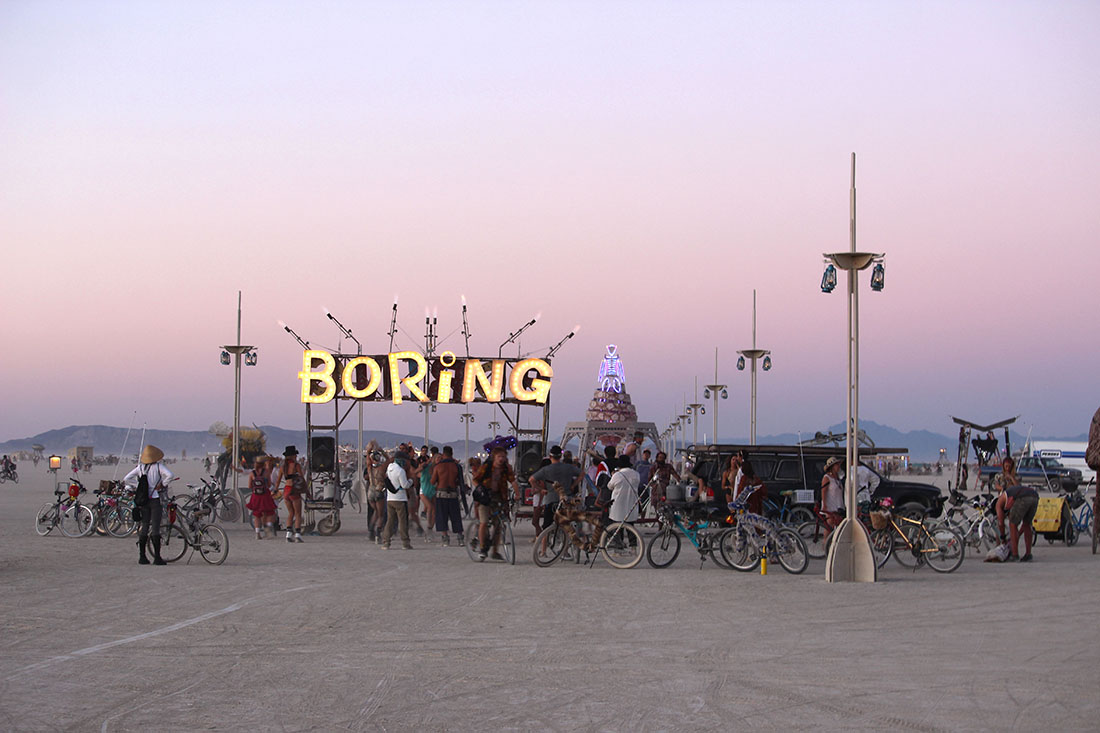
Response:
[299,350,554,406]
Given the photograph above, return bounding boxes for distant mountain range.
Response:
[0,420,1086,463]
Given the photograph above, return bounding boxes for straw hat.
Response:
[140,445,164,464]
[824,456,842,471]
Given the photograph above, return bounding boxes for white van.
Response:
[1028,441,1094,484]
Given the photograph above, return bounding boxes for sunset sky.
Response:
[2,1,1098,445]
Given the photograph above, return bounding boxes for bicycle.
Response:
[869,505,964,573]
[935,490,1000,556]
[200,476,242,523]
[532,487,644,569]
[34,479,95,537]
[89,480,137,538]
[160,495,230,565]
[336,478,362,513]
[0,464,19,483]
[646,501,736,569]
[720,498,809,574]
[760,490,816,527]
[466,499,516,564]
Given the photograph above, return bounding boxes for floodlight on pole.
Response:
[323,307,365,506]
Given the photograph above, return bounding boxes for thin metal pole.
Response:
[713,348,719,443]
[232,291,241,500]
[846,153,858,520]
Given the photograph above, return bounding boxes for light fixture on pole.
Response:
[685,398,705,451]
[820,152,886,584]
[678,413,689,470]
[736,289,772,446]
[324,307,365,503]
[703,347,728,445]
[221,291,256,503]
[487,420,501,438]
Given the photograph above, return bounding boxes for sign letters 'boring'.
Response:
[298,350,554,405]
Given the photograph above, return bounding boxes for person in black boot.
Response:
[125,445,174,567]
[151,536,167,565]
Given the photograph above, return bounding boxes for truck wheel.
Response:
[1047,477,1061,492]
[896,502,926,522]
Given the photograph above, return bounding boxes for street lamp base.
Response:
[824,518,878,582]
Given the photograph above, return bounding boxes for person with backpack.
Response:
[431,445,464,546]
[123,445,174,566]
[245,456,278,539]
[271,446,307,543]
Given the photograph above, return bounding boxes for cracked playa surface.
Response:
[1,462,1097,731]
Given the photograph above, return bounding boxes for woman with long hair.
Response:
[271,446,307,543]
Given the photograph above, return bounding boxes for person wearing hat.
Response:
[529,445,582,534]
[123,445,174,565]
[271,446,307,543]
[820,456,845,541]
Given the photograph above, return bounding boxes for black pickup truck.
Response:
[685,443,945,518]
[977,456,1082,492]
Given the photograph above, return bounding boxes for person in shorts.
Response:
[995,458,1038,561]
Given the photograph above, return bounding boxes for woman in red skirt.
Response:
[246,456,278,539]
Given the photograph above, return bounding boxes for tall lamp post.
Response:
[487,420,501,439]
[324,308,364,498]
[686,403,705,449]
[703,348,728,445]
[820,152,886,584]
[677,413,689,470]
[736,290,772,445]
[220,292,257,502]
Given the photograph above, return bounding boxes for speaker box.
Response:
[516,439,545,480]
[309,436,335,473]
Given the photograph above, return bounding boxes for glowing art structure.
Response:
[560,345,659,455]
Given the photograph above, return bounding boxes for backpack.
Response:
[249,472,268,494]
[134,466,150,507]
[472,483,493,505]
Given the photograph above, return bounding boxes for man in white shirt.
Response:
[855,464,881,505]
[123,445,174,565]
[382,453,413,550]
[607,456,640,523]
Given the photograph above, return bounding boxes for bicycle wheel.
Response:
[892,524,923,567]
[106,503,137,538]
[788,507,815,526]
[317,512,340,536]
[720,525,759,571]
[198,525,229,565]
[600,522,643,569]
[162,524,189,562]
[465,519,481,561]
[646,527,681,568]
[774,528,809,574]
[533,524,569,567]
[869,528,893,568]
[498,521,515,564]
[60,504,94,538]
[975,517,1000,554]
[346,487,362,514]
[924,526,965,573]
[217,495,242,524]
[797,521,827,559]
[35,503,57,536]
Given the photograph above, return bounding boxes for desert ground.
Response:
[0,460,1097,732]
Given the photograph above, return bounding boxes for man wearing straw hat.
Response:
[124,445,174,565]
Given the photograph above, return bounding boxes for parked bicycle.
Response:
[466,499,516,564]
[760,490,816,526]
[646,501,735,569]
[160,494,230,565]
[936,489,1000,556]
[720,495,809,574]
[533,485,644,569]
[35,479,95,537]
[869,499,964,573]
[89,480,136,538]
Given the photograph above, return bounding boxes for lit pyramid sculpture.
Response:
[560,344,659,457]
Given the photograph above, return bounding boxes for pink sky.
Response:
[2,1,1098,443]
